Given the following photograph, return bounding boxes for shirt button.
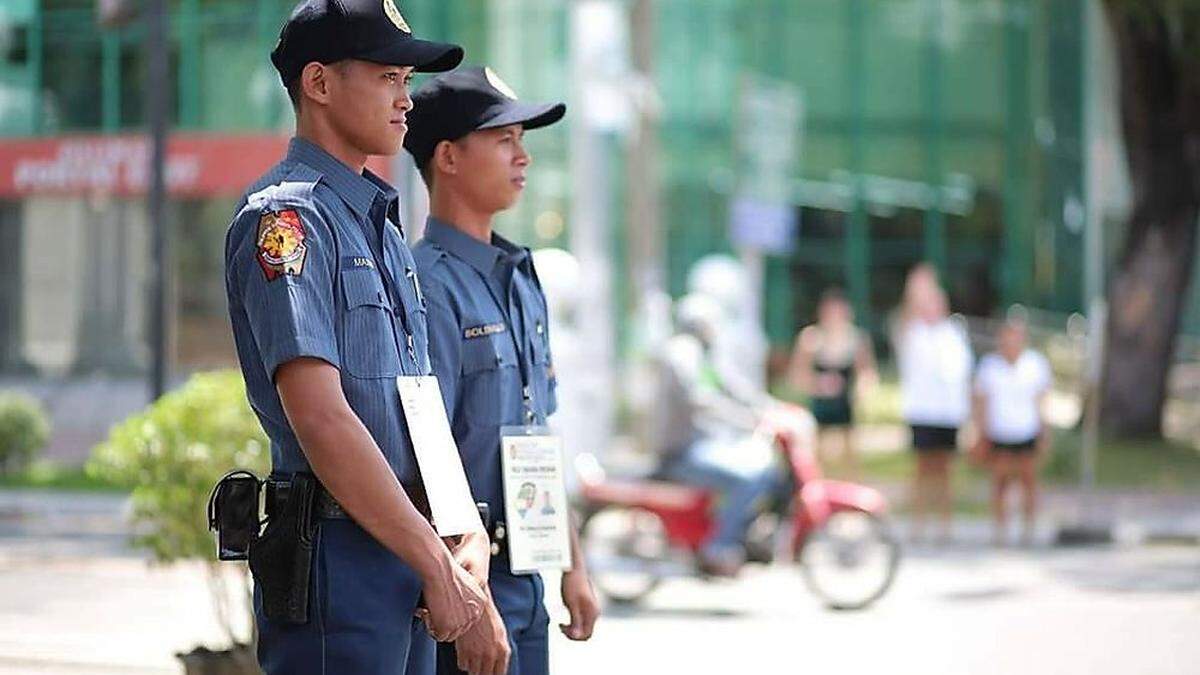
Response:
[377,291,385,302]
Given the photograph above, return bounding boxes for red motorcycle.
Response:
[577,405,901,610]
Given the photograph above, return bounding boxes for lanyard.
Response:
[364,210,423,375]
[472,257,541,425]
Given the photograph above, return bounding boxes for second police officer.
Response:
[404,67,601,675]
[224,1,492,672]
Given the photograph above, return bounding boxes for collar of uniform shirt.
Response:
[286,137,401,225]
[423,216,530,276]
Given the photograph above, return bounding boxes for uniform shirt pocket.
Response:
[530,318,551,365]
[340,269,402,378]
[528,318,556,416]
[459,330,519,425]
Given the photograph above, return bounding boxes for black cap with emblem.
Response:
[403,66,567,170]
[270,0,463,86]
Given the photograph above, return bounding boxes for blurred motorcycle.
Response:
[577,404,901,610]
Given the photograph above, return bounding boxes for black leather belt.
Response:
[265,478,349,521]
[266,481,503,550]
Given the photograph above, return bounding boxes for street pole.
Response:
[627,0,666,451]
[1057,0,1112,546]
[569,1,622,459]
[627,0,664,312]
[146,0,169,401]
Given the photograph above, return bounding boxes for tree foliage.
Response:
[88,370,269,562]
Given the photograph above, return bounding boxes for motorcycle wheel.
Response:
[580,505,670,604]
[798,510,901,610]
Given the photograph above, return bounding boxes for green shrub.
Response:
[88,370,269,562]
[0,392,51,475]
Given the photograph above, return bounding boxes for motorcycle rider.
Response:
[653,294,779,577]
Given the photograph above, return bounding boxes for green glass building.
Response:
[0,0,1188,379]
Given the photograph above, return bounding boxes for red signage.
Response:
[0,133,393,198]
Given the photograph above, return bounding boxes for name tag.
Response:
[464,323,506,339]
[396,376,482,536]
[500,426,572,573]
[343,256,376,270]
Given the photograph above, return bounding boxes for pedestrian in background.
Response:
[972,318,1052,547]
[789,287,877,476]
[893,263,973,544]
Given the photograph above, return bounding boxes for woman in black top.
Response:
[789,288,877,476]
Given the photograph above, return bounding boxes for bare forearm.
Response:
[567,513,587,573]
[291,405,447,579]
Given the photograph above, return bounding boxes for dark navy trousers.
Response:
[255,519,426,674]
[407,569,550,675]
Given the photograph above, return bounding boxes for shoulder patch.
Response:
[256,209,308,281]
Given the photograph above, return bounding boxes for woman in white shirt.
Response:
[972,319,1051,546]
[893,264,973,544]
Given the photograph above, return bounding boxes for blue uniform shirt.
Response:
[225,138,431,487]
[413,217,558,517]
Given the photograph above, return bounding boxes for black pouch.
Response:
[207,470,263,561]
[248,473,318,625]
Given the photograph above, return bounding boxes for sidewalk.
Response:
[867,482,1200,545]
[0,486,1196,674]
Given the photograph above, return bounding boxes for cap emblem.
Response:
[485,67,519,100]
[383,0,411,33]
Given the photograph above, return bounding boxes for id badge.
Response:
[500,426,572,574]
[396,376,482,536]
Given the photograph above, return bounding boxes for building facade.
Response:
[0,0,1185,388]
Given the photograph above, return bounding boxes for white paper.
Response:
[396,376,481,536]
[500,428,572,573]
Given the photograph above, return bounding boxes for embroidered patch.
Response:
[256,209,308,281]
[464,322,507,339]
[383,0,411,33]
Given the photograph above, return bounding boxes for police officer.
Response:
[403,67,600,675]
[224,2,491,672]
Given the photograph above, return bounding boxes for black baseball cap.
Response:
[404,66,567,169]
[270,0,463,86]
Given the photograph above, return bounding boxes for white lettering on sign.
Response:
[12,138,201,194]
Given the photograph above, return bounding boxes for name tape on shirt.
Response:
[256,209,308,281]
[343,256,376,270]
[464,323,507,339]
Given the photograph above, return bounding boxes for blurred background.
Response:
[0,1,1196,674]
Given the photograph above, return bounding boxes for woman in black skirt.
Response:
[790,288,877,476]
[972,319,1052,546]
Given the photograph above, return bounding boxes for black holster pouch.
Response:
[207,470,263,561]
[249,473,318,625]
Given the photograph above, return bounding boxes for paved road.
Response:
[0,545,1196,674]
[1,491,1197,674]
[550,543,1200,675]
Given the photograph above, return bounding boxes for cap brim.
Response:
[360,37,464,73]
[477,101,567,132]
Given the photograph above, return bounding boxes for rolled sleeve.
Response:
[228,201,340,379]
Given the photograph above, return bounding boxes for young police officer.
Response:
[224,2,492,672]
[404,67,600,675]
